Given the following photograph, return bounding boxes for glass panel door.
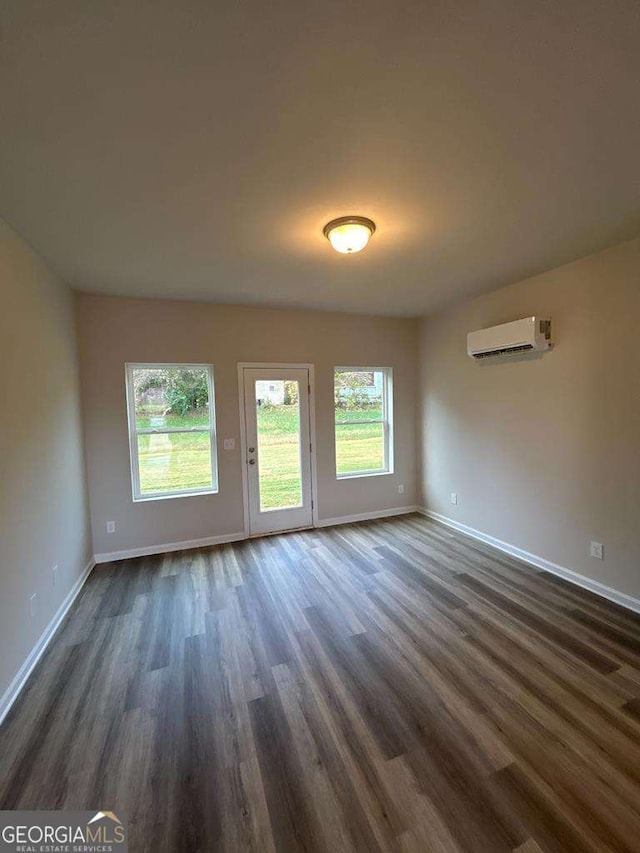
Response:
[243,367,314,536]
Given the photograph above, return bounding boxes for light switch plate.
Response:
[223,438,236,450]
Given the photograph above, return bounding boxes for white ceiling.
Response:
[1,0,639,316]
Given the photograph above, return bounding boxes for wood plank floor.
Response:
[2,514,640,852]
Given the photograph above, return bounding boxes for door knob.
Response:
[248,458,256,465]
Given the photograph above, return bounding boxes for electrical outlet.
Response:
[52,565,58,587]
[223,438,236,450]
[29,592,37,619]
[106,521,116,534]
[398,484,405,494]
[450,492,458,505]
[590,541,603,560]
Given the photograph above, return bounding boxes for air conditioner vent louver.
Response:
[472,344,534,359]
[467,317,551,360]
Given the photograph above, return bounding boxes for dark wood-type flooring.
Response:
[2,515,640,852]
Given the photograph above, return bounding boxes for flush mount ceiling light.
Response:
[323,216,376,254]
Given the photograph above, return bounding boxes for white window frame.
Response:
[334,366,394,479]
[125,363,219,502]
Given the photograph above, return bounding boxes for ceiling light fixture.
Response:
[323,216,376,254]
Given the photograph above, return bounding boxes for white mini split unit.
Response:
[467,316,552,360]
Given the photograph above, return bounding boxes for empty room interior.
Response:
[2,2,640,851]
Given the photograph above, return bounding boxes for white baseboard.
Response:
[417,507,640,615]
[0,556,96,726]
[94,531,246,564]
[316,505,418,529]
[96,509,421,563]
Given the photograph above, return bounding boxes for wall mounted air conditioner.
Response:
[467,316,552,360]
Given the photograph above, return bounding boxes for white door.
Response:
[242,367,313,536]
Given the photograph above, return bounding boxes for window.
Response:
[125,364,218,501]
[334,367,393,478]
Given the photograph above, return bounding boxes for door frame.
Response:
[237,362,319,537]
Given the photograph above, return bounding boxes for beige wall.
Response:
[75,295,419,556]
[419,237,640,599]
[0,220,92,704]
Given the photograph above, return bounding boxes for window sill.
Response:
[336,471,392,481]
[133,487,219,503]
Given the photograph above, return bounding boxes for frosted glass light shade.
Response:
[323,216,376,254]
